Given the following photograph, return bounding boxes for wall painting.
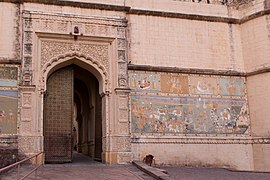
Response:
[129,72,160,92]
[190,76,219,95]
[0,66,18,134]
[0,90,18,134]
[131,95,248,134]
[160,74,189,94]
[219,77,245,96]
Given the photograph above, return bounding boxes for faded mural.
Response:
[131,95,248,134]
[129,72,160,92]
[0,66,18,134]
[160,74,189,94]
[129,71,248,134]
[190,76,219,95]
[219,78,245,96]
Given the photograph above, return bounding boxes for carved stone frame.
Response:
[20,11,131,163]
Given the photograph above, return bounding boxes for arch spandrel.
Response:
[40,49,110,95]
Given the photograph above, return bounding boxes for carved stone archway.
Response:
[19,11,131,164]
[41,53,109,95]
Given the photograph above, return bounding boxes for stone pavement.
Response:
[133,160,270,180]
[162,166,270,180]
[1,152,270,180]
[1,164,154,180]
[0,152,154,180]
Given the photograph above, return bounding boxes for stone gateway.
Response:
[0,0,269,172]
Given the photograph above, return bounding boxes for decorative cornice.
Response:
[1,0,130,12]
[128,9,239,24]
[240,8,270,24]
[128,64,270,77]
[128,64,246,76]
[246,65,270,77]
[129,6,270,24]
[25,11,128,27]
[1,0,269,24]
[131,136,270,144]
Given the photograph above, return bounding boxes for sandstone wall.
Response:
[0,3,20,167]
[247,73,270,137]
[240,0,270,172]
[131,143,254,170]
[241,15,270,72]
[129,70,251,170]
[247,73,270,172]
[0,2,21,62]
[128,15,244,71]
[0,0,269,172]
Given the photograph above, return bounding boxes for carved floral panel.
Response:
[41,40,109,71]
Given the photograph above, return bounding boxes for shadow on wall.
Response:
[0,135,18,169]
[0,147,18,168]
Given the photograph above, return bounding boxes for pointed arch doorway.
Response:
[44,64,102,163]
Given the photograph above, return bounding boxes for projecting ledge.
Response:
[130,136,270,144]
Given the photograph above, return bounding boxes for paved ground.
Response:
[162,166,270,180]
[0,152,153,180]
[1,152,270,180]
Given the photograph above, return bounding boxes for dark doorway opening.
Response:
[44,64,102,163]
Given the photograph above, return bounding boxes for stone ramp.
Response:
[132,161,170,180]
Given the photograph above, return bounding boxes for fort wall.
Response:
[0,0,269,171]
